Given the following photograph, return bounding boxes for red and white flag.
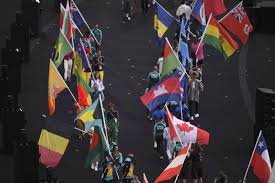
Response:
[143,173,149,183]
[154,144,190,183]
[166,108,210,145]
[250,131,271,183]
[219,1,253,44]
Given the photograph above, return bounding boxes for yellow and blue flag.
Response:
[154,2,176,45]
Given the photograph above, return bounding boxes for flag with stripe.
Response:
[38,117,73,167]
[154,144,190,183]
[203,15,239,59]
[154,2,176,45]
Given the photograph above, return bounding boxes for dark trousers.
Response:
[155,136,164,156]
[188,100,199,116]
[141,0,149,14]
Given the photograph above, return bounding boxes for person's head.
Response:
[108,102,115,111]
[153,65,158,71]
[85,30,90,38]
[94,84,99,91]
[190,70,199,80]
[181,0,186,4]
[94,24,99,29]
[133,175,139,180]
[113,144,119,152]
[97,50,102,56]
[216,170,228,183]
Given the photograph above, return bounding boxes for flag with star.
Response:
[140,70,184,111]
[249,130,272,183]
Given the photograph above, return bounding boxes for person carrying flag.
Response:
[106,102,120,143]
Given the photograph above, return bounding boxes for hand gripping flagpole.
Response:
[242,130,262,182]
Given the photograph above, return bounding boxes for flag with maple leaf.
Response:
[167,110,210,145]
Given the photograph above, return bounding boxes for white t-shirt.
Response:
[176,4,192,20]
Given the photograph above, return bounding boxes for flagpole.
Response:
[195,13,212,55]
[165,37,190,79]
[242,130,262,182]
[50,60,82,110]
[155,1,179,23]
[218,1,243,23]
[99,95,109,143]
[71,0,100,45]
[174,174,179,183]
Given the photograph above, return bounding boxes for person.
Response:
[91,24,102,51]
[147,66,160,89]
[153,117,166,160]
[188,70,203,120]
[124,0,132,20]
[176,0,192,21]
[122,153,136,183]
[191,37,204,70]
[214,170,228,183]
[93,51,105,81]
[82,31,94,54]
[141,0,149,14]
[156,56,163,74]
[106,102,120,143]
[63,51,74,82]
[91,84,105,102]
[190,143,204,183]
[101,160,115,183]
[111,144,123,182]
[173,142,190,183]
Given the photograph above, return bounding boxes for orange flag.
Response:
[48,60,67,115]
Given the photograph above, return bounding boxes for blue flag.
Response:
[191,0,206,32]
[70,0,89,30]
[154,2,176,46]
[179,20,190,67]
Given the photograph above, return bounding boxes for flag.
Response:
[203,16,239,59]
[62,1,74,42]
[140,71,183,111]
[52,30,74,68]
[170,112,210,145]
[251,131,272,183]
[38,117,73,167]
[84,125,107,168]
[143,173,149,183]
[191,0,206,31]
[48,60,67,115]
[154,144,190,183]
[179,20,190,66]
[76,38,91,71]
[219,1,253,44]
[60,4,66,30]
[70,0,90,30]
[154,2,176,45]
[268,161,275,183]
[166,107,177,140]
[161,38,181,78]
[75,99,100,124]
[75,70,92,107]
[204,0,226,17]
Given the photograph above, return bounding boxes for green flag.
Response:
[52,30,73,68]
[84,124,107,168]
[161,38,181,78]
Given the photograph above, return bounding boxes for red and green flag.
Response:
[84,125,107,168]
[161,38,181,78]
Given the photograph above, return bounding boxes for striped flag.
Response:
[154,144,190,183]
[38,117,73,167]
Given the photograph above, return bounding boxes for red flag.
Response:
[204,0,227,17]
[154,144,190,183]
[166,107,177,140]
[219,2,253,44]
